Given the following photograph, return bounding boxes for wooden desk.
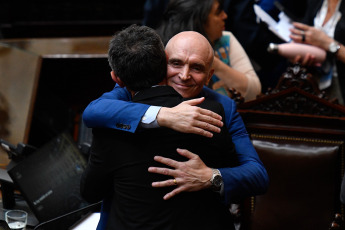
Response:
[0,37,114,164]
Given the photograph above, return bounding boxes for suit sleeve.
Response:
[80,131,113,203]
[82,84,150,133]
[220,101,269,204]
[203,87,269,204]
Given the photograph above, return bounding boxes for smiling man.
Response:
[83,31,268,205]
[82,26,242,229]
[165,31,215,98]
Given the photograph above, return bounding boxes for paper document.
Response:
[253,4,293,42]
[71,213,100,230]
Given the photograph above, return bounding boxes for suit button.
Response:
[116,123,123,128]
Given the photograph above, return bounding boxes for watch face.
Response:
[213,175,223,187]
[329,42,340,53]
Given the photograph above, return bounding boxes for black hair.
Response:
[156,0,224,45]
[108,24,167,92]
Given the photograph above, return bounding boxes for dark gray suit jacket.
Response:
[81,86,237,230]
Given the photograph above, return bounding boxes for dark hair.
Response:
[156,0,224,45]
[108,24,167,92]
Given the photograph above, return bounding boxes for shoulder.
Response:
[220,31,237,41]
[202,87,235,107]
[222,30,233,37]
[198,98,224,115]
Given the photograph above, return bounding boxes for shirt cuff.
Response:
[140,106,162,128]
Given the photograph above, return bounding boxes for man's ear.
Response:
[111,71,125,87]
[165,51,169,64]
[205,68,214,86]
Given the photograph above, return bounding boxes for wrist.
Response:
[323,38,335,51]
[202,167,213,189]
[156,107,169,127]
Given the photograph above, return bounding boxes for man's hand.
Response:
[157,97,223,138]
[148,148,213,200]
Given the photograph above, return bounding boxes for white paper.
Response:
[253,4,293,42]
[70,213,100,230]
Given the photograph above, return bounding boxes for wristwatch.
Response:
[210,168,223,191]
[329,41,341,54]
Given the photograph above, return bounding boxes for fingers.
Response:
[153,155,179,168]
[195,104,223,121]
[198,111,223,128]
[163,187,184,200]
[150,178,177,188]
[182,97,205,106]
[302,53,315,66]
[149,181,183,200]
[183,98,223,121]
[176,148,195,159]
[289,28,305,43]
[294,53,316,66]
[157,101,223,138]
[184,105,223,126]
[293,55,302,63]
[193,120,222,135]
[188,112,223,135]
[290,25,305,34]
[189,107,224,133]
[292,22,308,30]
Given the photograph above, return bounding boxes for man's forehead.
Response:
[167,50,207,66]
[167,43,209,63]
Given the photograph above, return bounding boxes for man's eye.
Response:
[170,62,180,67]
[192,66,204,72]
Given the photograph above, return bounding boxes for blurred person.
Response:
[142,0,231,27]
[142,0,169,28]
[225,0,308,92]
[156,0,261,101]
[258,0,306,20]
[289,0,345,104]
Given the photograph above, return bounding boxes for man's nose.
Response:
[179,66,191,80]
[222,10,228,20]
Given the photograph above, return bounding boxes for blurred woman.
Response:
[156,0,261,101]
[290,0,345,104]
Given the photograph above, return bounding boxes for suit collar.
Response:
[132,85,181,102]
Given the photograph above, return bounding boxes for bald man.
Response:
[83,29,268,203]
[82,26,241,229]
[83,28,268,219]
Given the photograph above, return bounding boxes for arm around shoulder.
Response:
[219,98,269,204]
[82,84,150,133]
